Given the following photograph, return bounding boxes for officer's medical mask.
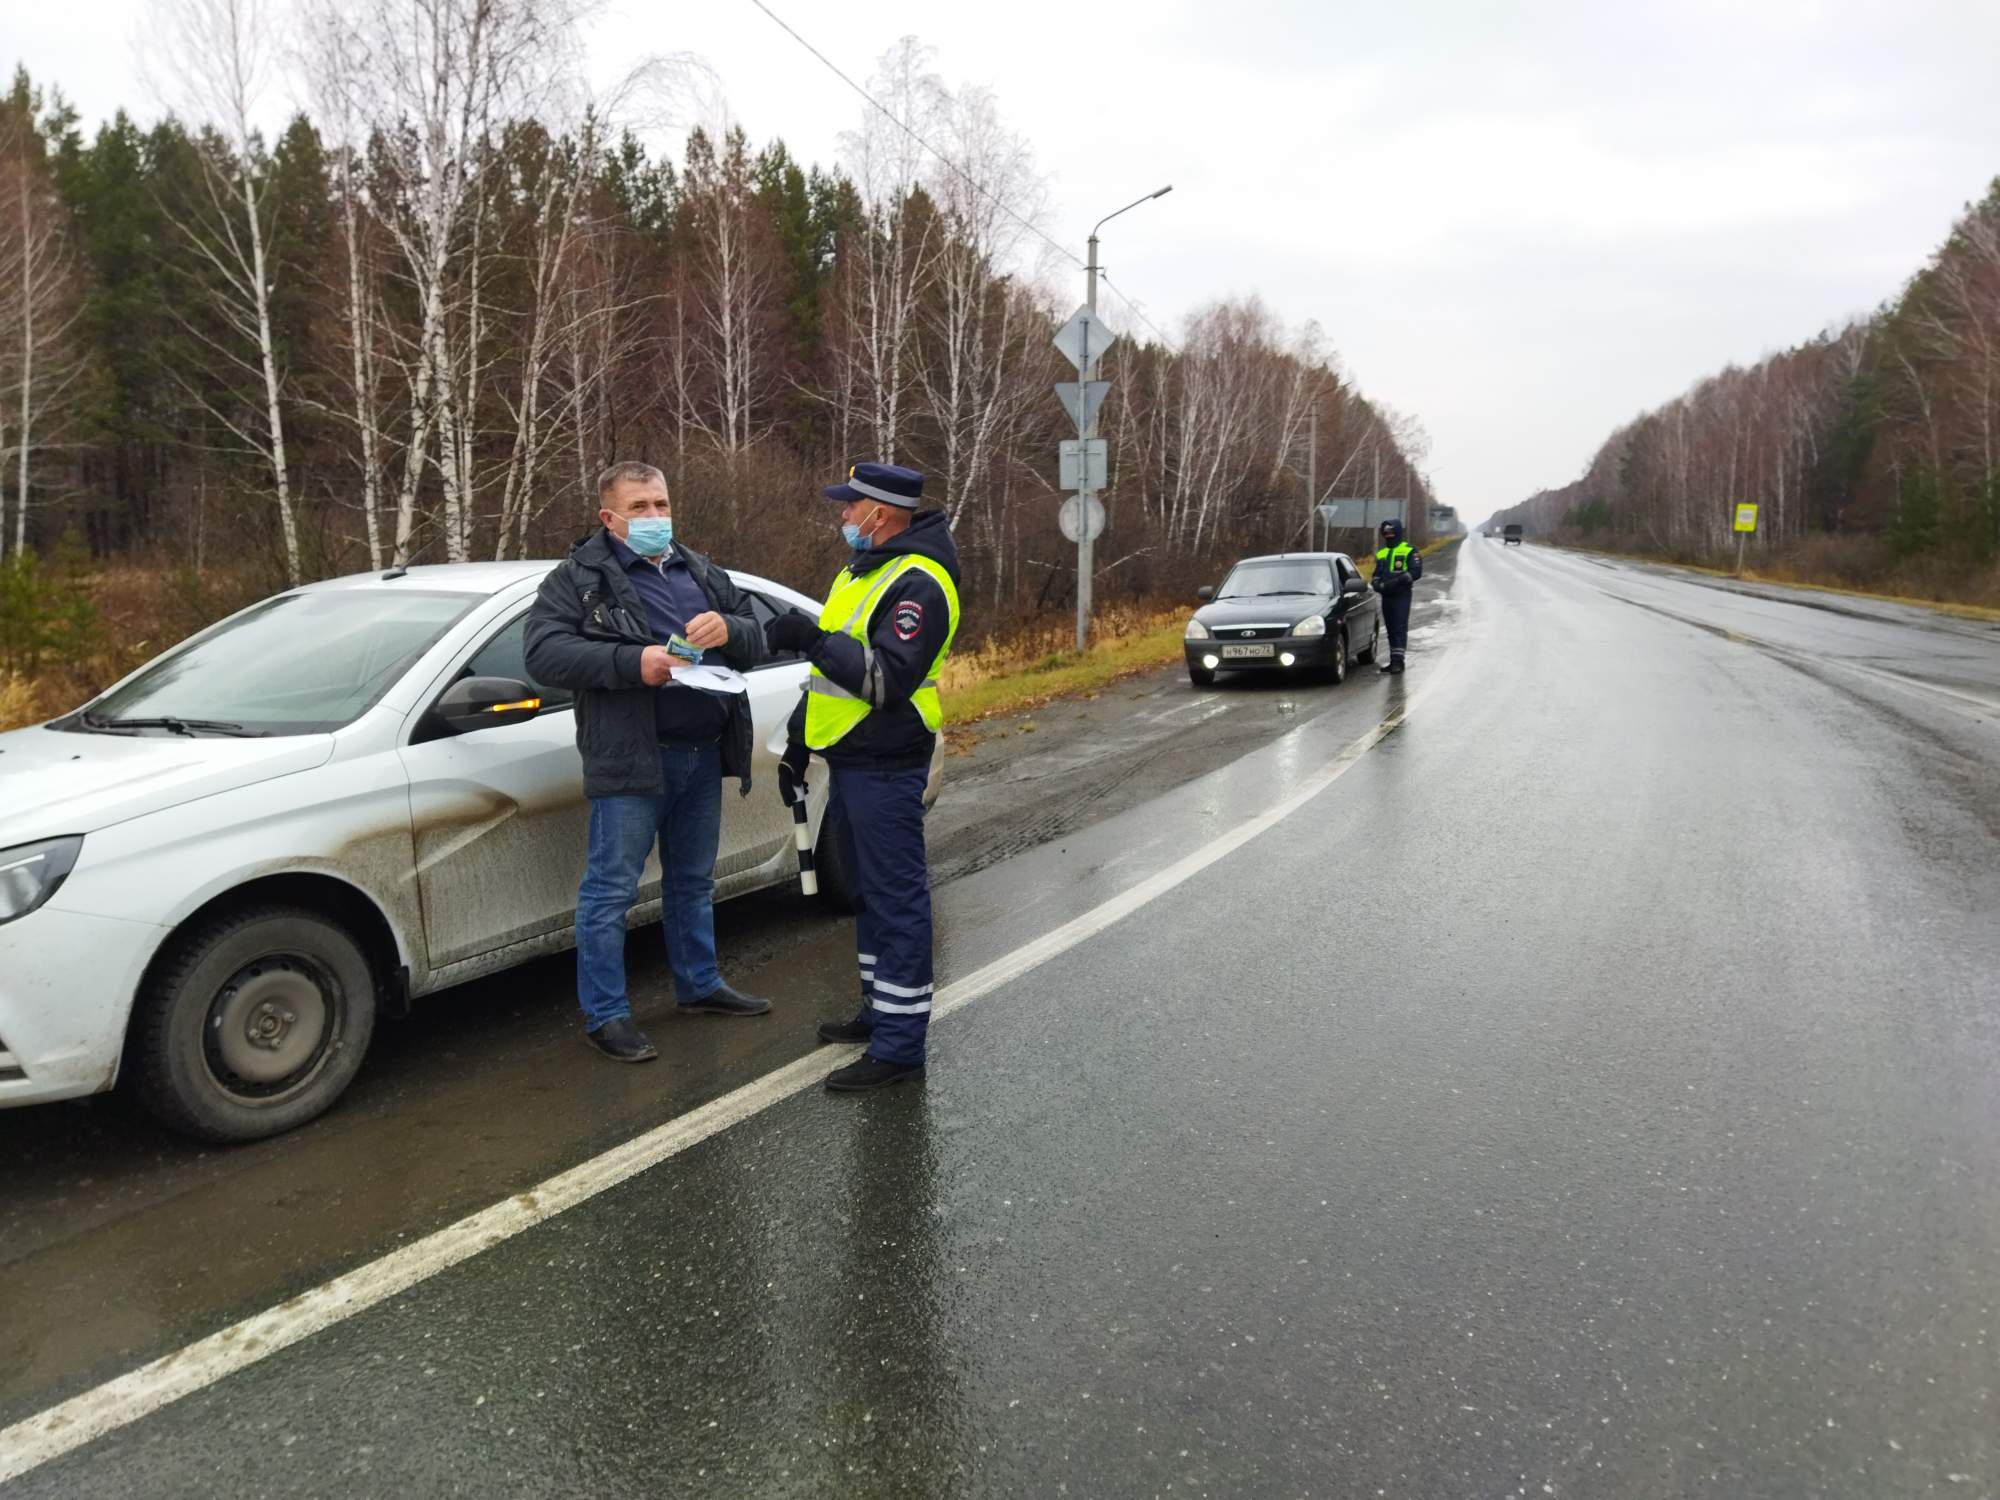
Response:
[842,503,885,551]
[624,516,674,556]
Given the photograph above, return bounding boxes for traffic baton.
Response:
[790,793,817,896]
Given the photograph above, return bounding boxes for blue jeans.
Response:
[575,743,724,1029]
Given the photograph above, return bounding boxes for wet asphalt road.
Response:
[6,539,1999,1496]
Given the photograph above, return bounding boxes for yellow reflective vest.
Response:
[804,554,961,750]
[1374,541,1416,575]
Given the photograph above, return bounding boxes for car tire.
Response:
[1188,663,1216,688]
[1356,615,1380,665]
[1320,632,1348,685]
[813,814,860,915]
[129,906,378,1143]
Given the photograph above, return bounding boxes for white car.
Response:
[0,562,910,1142]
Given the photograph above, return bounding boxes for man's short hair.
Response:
[597,461,667,503]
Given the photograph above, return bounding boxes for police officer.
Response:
[1370,517,1422,674]
[764,463,962,1093]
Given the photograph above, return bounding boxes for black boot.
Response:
[816,1014,873,1045]
[826,1055,924,1092]
[585,1016,658,1063]
[678,983,771,1017]
[1387,658,1406,675]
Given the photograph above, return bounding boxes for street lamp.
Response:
[1074,184,1172,652]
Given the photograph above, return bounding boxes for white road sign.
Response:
[1317,498,1408,529]
[1053,305,1118,375]
[1054,380,1110,434]
[1059,438,1108,492]
[1059,494,1106,543]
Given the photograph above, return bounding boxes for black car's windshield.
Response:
[1217,559,1336,600]
[73,590,479,736]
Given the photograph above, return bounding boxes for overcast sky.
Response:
[12,0,2000,524]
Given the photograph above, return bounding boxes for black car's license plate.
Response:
[1220,643,1275,659]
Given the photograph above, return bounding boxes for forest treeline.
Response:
[1495,180,2000,599]
[0,0,1432,693]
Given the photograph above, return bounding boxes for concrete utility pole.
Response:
[1072,185,1171,653]
[1307,406,1318,551]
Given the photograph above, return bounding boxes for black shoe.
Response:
[816,1016,874,1045]
[826,1055,924,1092]
[585,1017,658,1062]
[678,984,772,1017]
[1387,660,1406,675]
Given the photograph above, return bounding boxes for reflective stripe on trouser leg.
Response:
[830,762,935,1066]
[1383,590,1412,660]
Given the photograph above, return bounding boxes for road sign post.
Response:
[1733,502,1759,575]
[1054,300,1118,652]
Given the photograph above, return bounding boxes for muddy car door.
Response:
[398,609,591,970]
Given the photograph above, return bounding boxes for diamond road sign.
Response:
[1053,304,1118,375]
[1054,380,1110,434]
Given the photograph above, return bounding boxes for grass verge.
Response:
[1553,543,2000,624]
[941,608,1189,726]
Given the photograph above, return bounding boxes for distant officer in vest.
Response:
[764,462,963,1093]
[1370,517,1422,674]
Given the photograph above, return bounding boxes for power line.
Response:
[743,0,1175,348]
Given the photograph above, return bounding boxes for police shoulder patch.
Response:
[891,599,924,641]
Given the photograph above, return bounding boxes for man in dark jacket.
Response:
[765,463,961,1093]
[524,461,771,1064]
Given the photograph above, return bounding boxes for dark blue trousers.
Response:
[1382,589,1412,662]
[827,763,935,1066]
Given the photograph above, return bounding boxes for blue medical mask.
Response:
[624,517,673,556]
[841,504,884,551]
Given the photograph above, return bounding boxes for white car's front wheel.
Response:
[130,906,378,1142]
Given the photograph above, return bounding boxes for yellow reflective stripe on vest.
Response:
[804,555,960,750]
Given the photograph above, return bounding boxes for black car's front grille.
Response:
[0,1028,23,1082]
[1212,623,1293,641]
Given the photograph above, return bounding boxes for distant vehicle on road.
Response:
[0,562,941,1142]
[1183,552,1381,688]
[1503,525,1524,545]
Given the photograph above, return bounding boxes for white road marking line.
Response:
[0,656,1460,1485]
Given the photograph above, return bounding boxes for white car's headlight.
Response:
[0,836,83,926]
[1185,618,1211,640]
[1291,614,1327,637]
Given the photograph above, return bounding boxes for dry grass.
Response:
[0,562,270,733]
[941,605,1190,726]
[1557,543,2000,623]
[0,672,61,732]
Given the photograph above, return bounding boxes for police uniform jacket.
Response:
[785,510,962,770]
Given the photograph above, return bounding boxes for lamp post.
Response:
[1075,184,1171,652]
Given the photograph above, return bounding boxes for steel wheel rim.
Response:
[203,954,340,1103]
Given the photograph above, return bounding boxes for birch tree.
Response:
[0,121,88,561]
[308,0,591,562]
[916,84,1052,537]
[833,38,946,462]
[146,0,304,581]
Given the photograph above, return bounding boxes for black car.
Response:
[1183,552,1382,688]
[1503,524,1523,545]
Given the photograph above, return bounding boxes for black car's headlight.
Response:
[1291,614,1327,638]
[1185,618,1211,640]
[0,837,83,926]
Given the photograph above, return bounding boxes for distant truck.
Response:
[1503,524,1523,546]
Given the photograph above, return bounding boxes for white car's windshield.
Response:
[1217,559,1335,599]
[74,589,479,736]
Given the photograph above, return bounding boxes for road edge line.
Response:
[0,657,1459,1485]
